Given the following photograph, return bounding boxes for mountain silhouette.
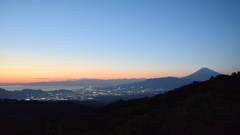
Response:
[106,67,221,90]
[182,67,221,81]
[110,77,192,90]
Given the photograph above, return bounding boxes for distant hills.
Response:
[106,67,221,90]
[0,78,147,89]
[0,88,71,100]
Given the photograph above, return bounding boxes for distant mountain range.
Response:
[0,68,221,100]
[0,78,147,89]
[1,68,220,91]
[105,67,221,90]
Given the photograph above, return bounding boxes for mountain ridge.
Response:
[105,67,221,90]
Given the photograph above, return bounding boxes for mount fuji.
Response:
[181,67,221,81]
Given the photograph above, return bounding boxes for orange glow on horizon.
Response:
[0,64,189,83]
[0,71,188,83]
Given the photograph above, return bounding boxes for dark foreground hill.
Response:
[0,72,239,135]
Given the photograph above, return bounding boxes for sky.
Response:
[1,0,240,83]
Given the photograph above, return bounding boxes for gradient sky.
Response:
[1,0,240,83]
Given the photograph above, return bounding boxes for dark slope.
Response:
[64,72,240,135]
[0,100,93,135]
[182,67,221,81]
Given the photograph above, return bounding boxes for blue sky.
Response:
[0,0,240,82]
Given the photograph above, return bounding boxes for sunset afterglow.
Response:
[1,0,239,83]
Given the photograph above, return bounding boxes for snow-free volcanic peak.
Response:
[182,67,221,81]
